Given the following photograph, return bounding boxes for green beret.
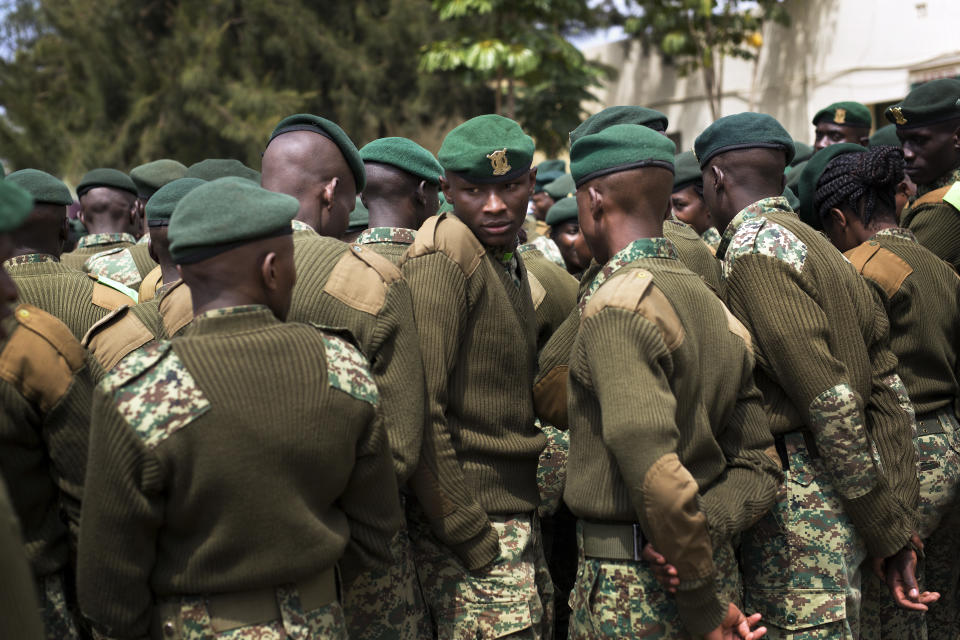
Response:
[571,124,676,187]
[544,174,576,200]
[782,185,800,210]
[534,159,567,192]
[569,106,668,145]
[796,142,865,229]
[785,159,806,190]
[885,78,960,129]
[792,142,814,166]
[130,159,188,199]
[145,178,207,226]
[439,114,534,183]
[813,101,872,128]
[694,112,795,168]
[869,124,901,148]
[360,137,443,185]
[67,218,87,240]
[76,168,138,198]
[4,169,72,206]
[672,151,702,192]
[268,113,365,191]
[185,159,260,184]
[348,196,369,230]
[0,180,34,233]
[544,196,578,226]
[168,177,299,265]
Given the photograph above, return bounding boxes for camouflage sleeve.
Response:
[367,278,425,485]
[401,251,499,571]
[77,387,164,639]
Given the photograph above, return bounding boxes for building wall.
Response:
[582,0,960,150]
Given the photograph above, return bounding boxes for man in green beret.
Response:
[59,168,141,271]
[887,78,960,271]
[671,150,721,251]
[184,158,260,183]
[0,178,101,640]
[3,169,135,340]
[813,101,872,152]
[697,111,921,637]
[519,173,574,268]
[569,105,668,144]
[129,159,188,202]
[400,113,552,639]
[262,114,427,640]
[77,177,401,640]
[526,159,566,240]
[564,122,778,639]
[546,197,591,277]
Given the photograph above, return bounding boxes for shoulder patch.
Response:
[583,269,685,351]
[85,247,141,288]
[89,274,138,310]
[725,218,807,275]
[944,182,960,211]
[404,213,484,277]
[104,342,210,448]
[82,305,155,371]
[528,269,547,310]
[323,248,390,315]
[0,305,86,413]
[348,244,402,284]
[914,184,952,208]
[845,242,912,298]
[319,331,379,405]
[138,266,163,303]
[158,281,194,338]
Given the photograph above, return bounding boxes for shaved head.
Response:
[702,147,787,230]
[362,162,438,229]
[79,187,138,235]
[261,130,356,237]
[11,203,68,257]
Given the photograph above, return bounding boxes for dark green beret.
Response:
[571,123,676,187]
[439,114,535,184]
[67,218,87,240]
[268,113,365,191]
[544,196,578,226]
[534,159,567,192]
[348,196,369,230]
[544,174,576,200]
[360,137,443,185]
[813,101,872,128]
[672,151,702,192]
[885,78,960,129]
[782,185,800,210]
[796,142,865,229]
[77,168,138,198]
[792,142,814,166]
[185,159,260,184]
[785,159,806,190]
[569,106,668,145]
[0,180,34,233]
[4,169,72,206]
[695,112,795,168]
[168,177,299,265]
[130,159,188,199]
[869,124,901,148]
[145,178,207,226]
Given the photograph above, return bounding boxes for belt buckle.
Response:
[632,523,643,561]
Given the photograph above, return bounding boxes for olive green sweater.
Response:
[77,307,400,638]
[0,474,44,640]
[565,239,780,634]
[60,232,137,271]
[845,228,960,416]
[400,213,546,570]
[664,219,722,292]
[902,168,960,272]
[521,248,578,352]
[355,226,417,265]
[288,228,425,484]
[719,197,918,557]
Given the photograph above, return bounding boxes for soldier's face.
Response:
[898,121,960,186]
[814,122,868,151]
[550,220,592,274]
[0,234,19,337]
[670,185,711,234]
[442,169,535,248]
[531,192,554,219]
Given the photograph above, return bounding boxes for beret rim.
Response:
[698,142,793,169]
[574,160,675,188]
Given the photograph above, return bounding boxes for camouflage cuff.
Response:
[882,373,916,426]
[808,383,876,499]
[675,578,727,636]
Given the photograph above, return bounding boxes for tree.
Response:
[622,0,790,120]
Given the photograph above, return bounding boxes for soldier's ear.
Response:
[587,185,603,220]
[710,165,724,194]
[527,167,538,198]
[828,207,847,230]
[320,177,339,211]
[261,251,279,292]
[414,180,428,206]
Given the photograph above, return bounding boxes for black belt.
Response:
[915,408,959,437]
[773,430,820,469]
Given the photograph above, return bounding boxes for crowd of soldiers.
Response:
[0,75,959,640]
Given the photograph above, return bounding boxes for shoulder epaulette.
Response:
[725,218,807,275]
[82,305,155,371]
[845,242,912,298]
[583,268,685,351]
[403,213,484,278]
[322,245,393,316]
[157,281,194,338]
[0,304,86,412]
[138,266,163,303]
[315,329,379,406]
[528,269,546,310]
[88,273,138,310]
[944,182,960,211]
[913,184,953,208]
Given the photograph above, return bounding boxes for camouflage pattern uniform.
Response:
[355,226,416,246]
[83,242,155,291]
[701,226,722,252]
[536,422,568,518]
[39,574,82,640]
[518,236,565,269]
[60,232,137,271]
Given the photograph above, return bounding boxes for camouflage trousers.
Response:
[39,572,81,640]
[536,422,569,518]
[150,587,346,639]
[342,498,430,640]
[568,521,740,639]
[407,504,553,639]
[741,432,867,639]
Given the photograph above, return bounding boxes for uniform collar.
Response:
[77,232,137,248]
[579,237,677,313]
[3,253,58,268]
[290,219,316,235]
[717,196,793,259]
[189,305,279,336]
[355,226,416,245]
[872,227,917,243]
[916,166,960,198]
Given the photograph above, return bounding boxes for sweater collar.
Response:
[290,220,316,235]
[579,237,678,313]
[916,166,960,198]
[355,227,416,246]
[872,227,917,243]
[77,232,137,248]
[717,196,793,259]
[188,305,280,336]
[3,253,58,268]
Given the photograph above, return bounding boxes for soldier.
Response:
[83,178,206,371]
[0,475,45,640]
[697,112,921,638]
[3,169,135,339]
[77,177,401,640]
[400,114,552,638]
[342,198,369,243]
[184,158,260,183]
[671,150,722,251]
[355,136,442,264]
[886,78,960,271]
[0,178,101,640]
[801,143,958,638]
[261,114,427,640]
[546,197,591,277]
[129,158,189,297]
[60,168,140,271]
[563,122,778,639]
[812,101,872,152]
[529,158,566,230]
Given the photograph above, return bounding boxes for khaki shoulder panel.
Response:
[158,282,194,338]
[348,244,401,285]
[533,364,569,428]
[944,182,960,211]
[721,301,753,352]
[527,269,547,310]
[845,242,913,298]
[82,306,154,371]
[913,184,952,208]
[138,266,162,303]
[582,269,685,351]
[0,304,85,413]
[323,247,391,316]
[88,274,137,310]
[404,213,484,278]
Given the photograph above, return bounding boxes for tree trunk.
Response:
[702,55,718,121]
[495,67,503,115]
[506,76,515,119]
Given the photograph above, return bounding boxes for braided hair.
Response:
[814,145,904,227]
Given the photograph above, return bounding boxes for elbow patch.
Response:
[642,453,715,581]
[808,383,877,499]
[533,365,569,428]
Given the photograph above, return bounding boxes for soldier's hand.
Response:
[641,543,679,593]
[703,603,767,640]
[883,540,940,612]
